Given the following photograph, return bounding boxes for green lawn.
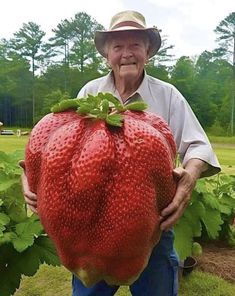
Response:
[1,134,234,174]
[208,135,235,144]
[0,135,28,153]
[14,264,235,296]
[212,145,235,174]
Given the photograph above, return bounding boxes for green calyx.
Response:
[51,92,148,127]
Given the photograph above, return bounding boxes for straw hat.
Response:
[95,10,161,58]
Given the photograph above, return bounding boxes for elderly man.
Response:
[21,10,220,296]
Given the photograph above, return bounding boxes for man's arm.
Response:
[160,158,208,231]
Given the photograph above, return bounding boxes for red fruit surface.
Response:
[25,109,177,287]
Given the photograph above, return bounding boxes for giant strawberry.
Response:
[25,93,177,287]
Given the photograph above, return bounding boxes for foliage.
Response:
[171,56,196,99]
[0,12,234,131]
[169,52,233,130]
[145,63,170,81]
[174,174,235,260]
[0,151,60,296]
[0,40,33,127]
[10,22,48,75]
[214,12,235,64]
[214,12,235,136]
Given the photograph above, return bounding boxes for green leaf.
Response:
[106,114,124,127]
[194,179,208,193]
[34,236,61,266]
[0,150,23,175]
[219,203,232,215]
[87,94,101,106]
[12,219,43,252]
[0,172,19,192]
[14,245,41,277]
[98,92,122,108]
[77,103,93,114]
[0,244,25,296]
[0,213,11,226]
[7,200,27,223]
[219,193,235,209]
[0,232,17,246]
[102,99,109,114]
[201,208,223,239]
[50,103,61,113]
[174,216,194,260]
[0,267,21,296]
[0,224,6,236]
[124,101,148,111]
[12,234,34,253]
[51,99,79,112]
[200,192,221,210]
[183,201,205,237]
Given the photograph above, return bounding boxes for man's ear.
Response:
[146,46,151,61]
[145,53,150,64]
[105,58,111,69]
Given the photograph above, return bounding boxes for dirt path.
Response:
[196,242,235,283]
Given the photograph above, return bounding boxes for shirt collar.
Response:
[101,71,149,104]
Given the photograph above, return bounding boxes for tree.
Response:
[68,12,105,73]
[11,22,46,76]
[49,19,74,92]
[170,56,195,100]
[214,12,235,135]
[50,19,72,67]
[145,34,174,81]
[10,22,49,124]
[0,40,33,127]
[152,33,175,65]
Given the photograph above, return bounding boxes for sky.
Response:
[0,0,234,59]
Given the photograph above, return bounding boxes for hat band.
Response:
[111,21,145,30]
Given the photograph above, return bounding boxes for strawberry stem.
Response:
[51,92,148,127]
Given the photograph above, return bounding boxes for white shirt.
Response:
[78,71,221,177]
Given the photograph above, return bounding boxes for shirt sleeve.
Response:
[77,85,87,98]
[169,87,221,177]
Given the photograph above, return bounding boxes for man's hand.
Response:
[19,160,38,213]
[160,159,208,231]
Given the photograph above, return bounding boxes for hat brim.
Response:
[94,27,161,58]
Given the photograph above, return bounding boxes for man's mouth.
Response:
[120,62,136,66]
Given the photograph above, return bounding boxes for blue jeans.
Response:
[72,230,179,296]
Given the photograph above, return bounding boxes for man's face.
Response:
[106,31,149,81]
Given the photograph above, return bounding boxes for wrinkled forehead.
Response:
[106,30,148,44]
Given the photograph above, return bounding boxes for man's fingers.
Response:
[28,205,38,214]
[18,160,38,214]
[18,160,26,170]
[161,188,188,217]
[23,192,37,205]
[160,202,187,231]
[24,195,38,214]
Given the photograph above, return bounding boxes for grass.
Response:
[14,265,235,296]
[212,145,235,175]
[208,135,235,144]
[1,134,234,173]
[0,135,28,153]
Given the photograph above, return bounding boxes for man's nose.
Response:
[122,47,133,57]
